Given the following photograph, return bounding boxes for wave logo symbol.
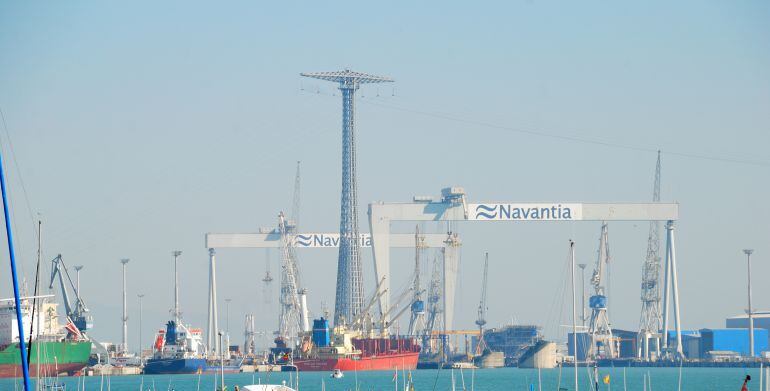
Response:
[475,204,498,219]
[295,234,313,247]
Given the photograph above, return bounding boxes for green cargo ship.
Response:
[0,340,91,378]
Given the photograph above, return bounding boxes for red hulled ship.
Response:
[290,318,420,372]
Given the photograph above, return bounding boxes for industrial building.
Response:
[699,328,768,358]
[567,332,591,361]
[570,328,768,361]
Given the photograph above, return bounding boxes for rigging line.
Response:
[0,106,39,239]
[360,99,770,168]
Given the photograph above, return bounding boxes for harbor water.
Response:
[0,367,763,390]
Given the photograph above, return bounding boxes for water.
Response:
[0,367,762,390]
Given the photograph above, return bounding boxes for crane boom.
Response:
[351,277,387,327]
[277,212,302,345]
[49,255,73,316]
[590,223,610,295]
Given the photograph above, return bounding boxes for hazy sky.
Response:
[0,1,768,350]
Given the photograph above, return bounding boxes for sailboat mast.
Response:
[34,220,41,384]
[0,145,32,390]
[570,240,579,391]
[28,220,41,368]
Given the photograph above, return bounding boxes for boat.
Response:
[143,253,213,375]
[243,383,297,391]
[203,356,244,374]
[142,320,207,374]
[0,297,92,378]
[330,368,343,378]
[292,318,420,372]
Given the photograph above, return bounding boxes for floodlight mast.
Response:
[300,70,393,326]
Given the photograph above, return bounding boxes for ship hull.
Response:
[0,341,91,378]
[0,362,86,378]
[143,358,206,375]
[294,352,419,372]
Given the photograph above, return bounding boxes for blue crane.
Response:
[48,254,93,332]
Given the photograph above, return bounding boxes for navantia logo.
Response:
[295,234,313,247]
[474,204,498,219]
[471,203,581,221]
[293,234,339,247]
[292,234,373,247]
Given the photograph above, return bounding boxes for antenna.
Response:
[301,69,393,325]
[120,258,130,355]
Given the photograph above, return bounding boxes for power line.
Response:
[354,99,770,168]
[0,106,38,228]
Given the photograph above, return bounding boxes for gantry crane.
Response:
[475,252,489,356]
[587,222,617,359]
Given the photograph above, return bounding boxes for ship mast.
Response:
[172,250,182,324]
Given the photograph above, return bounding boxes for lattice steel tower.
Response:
[638,151,662,359]
[301,70,393,325]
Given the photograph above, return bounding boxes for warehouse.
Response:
[699,328,768,358]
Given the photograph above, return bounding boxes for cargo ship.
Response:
[143,321,207,374]
[144,252,227,375]
[0,297,91,378]
[292,318,420,372]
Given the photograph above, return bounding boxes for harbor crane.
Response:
[275,162,309,348]
[638,151,663,360]
[48,254,110,362]
[277,212,303,347]
[378,280,420,333]
[261,248,274,304]
[422,251,444,355]
[408,226,427,336]
[475,252,489,356]
[351,277,387,331]
[48,254,92,332]
[587,222,617,359]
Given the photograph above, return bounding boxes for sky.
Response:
[0,1,768,351]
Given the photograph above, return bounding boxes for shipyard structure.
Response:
[201,70,692,372]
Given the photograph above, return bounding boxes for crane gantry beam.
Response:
[368,186,684,358]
